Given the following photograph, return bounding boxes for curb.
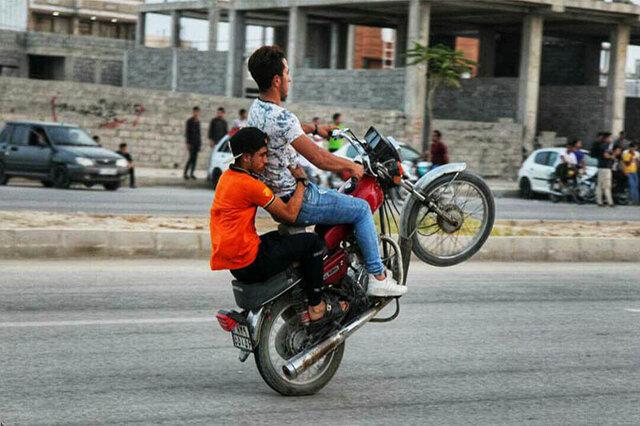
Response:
[1,228,639,262]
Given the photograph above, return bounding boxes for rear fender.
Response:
[247,307,265,348]
[399,162,467,238]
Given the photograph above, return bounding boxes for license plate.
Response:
[231,324,253,351]
[98,168,117,175]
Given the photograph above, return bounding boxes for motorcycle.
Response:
[215,127,496,396]
[572,173,629,205]
[548,165,585,204]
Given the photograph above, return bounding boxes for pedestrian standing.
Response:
[615,131,630,150]
[184,106,202,180]
[621,142,639,204]
[328,113,345,153]
[232,108,249,130]
[591,132,615,207]
[208,107,228,148]
[116,143,136,188]
[423,130,449,171]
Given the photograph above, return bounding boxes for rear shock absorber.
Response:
[291,287,310,326]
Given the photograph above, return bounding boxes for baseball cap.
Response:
[229,127,269,160]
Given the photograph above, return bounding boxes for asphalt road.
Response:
[1,260,639,425]
[1,183,639,221]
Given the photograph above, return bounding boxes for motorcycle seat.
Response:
[232,267,301,311]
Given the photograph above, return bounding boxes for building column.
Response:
[287,6,307,71]
[261,26,267,45]
[274,26,287,49]
[135,12,145,46]
[330,23,339,69]
[170,10,180,48]
[478,28,496,77]
[517,13,544,156]
[404,0,430,149]
[346,24,356,70]
[71,16,80,35]
[394,21,407,67]
[208,0,219,51]
[605,24,629,135]
[226,9,246,97]
[584,39,602,86]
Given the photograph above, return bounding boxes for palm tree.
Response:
[406,43,477,151]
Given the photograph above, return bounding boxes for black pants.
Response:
[184,148,199,177]
[231,231,326,306]
[128,167,135,187]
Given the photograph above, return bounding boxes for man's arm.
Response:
[265,166,307,223]
[291,134,363,178]
[301,123,333,139]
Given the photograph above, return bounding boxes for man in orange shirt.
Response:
[210,128,346,322]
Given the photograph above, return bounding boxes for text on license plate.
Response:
[99,168,117,175]
[232,324,253,351]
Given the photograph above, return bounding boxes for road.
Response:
[1,260,639,425]
[1,183,639,220]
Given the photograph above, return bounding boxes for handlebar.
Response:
[329,128,376,177]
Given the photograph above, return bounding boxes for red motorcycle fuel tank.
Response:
[318,176,385,251]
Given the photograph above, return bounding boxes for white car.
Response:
[207,135,232,189]
[517,147,598,198]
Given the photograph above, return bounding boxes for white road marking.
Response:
[624,309,640,313]
[0,317,216,328]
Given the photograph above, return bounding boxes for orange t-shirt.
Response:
[209,166,276,271]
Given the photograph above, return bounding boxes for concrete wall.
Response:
[290,68,406,111]
[434,78,519,122]
[435,119,523,178]
[538,86,606,144]
[125,47,227,95]
[0,29,129,85]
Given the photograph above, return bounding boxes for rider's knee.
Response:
[354,198,371,218]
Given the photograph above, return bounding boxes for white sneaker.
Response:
[366,273,407,297]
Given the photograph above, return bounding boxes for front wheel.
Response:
[254,295,344,396]
[51,165,71,189]
[403,171,495,267]
[0,162,9,185]
[103,182,120,191]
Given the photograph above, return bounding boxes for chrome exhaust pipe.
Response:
[283,298,393,380]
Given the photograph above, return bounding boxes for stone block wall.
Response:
[0,30,26,77]
[538,86,606,144]
[125,48,228,95]
[434,119,523,178]
[433,78,519,122]
[290,68,406,111]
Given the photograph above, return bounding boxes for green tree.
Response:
[406,43,477,152]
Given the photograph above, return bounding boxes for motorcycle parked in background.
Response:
[216,127,495,396]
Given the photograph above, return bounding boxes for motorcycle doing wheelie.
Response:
[215,127,496,396]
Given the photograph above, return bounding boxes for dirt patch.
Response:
[1,211,639,238]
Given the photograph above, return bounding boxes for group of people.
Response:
[558,131,639,205]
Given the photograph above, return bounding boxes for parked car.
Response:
[517,147,598,199]
[0,121,129,190]
[207,134,232,189]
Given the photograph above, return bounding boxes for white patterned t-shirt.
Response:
[247,98,305,197]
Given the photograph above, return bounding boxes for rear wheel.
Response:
[549,193,561,203]
[519,178,533,199]
[404,172,495,267]
[0,162,8,185]
[51,165,71,189]
[103,182,120,191]
[254,295,344,396]
[211,168,222,190]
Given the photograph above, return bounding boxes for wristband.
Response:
[313,124,319,136]
[296,177,310,188]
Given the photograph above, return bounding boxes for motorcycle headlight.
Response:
[116,158,128,168]
[75,157,94,167]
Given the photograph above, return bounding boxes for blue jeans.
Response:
[628,172,639,203]
[295,183,384,275]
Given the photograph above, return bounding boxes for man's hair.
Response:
[602,132,612,138]
[620,131,626,135]
[230,127,269,163]
[248,45,286,92]
[569,139,581,147]
[193,106,200,112]
[92,135,100,141]
[119,143,127,149]
[217,107,225,113]
[332,113,341,122]
[630,141,637,148]
[239,108,247,115]
[313,116,320,122]
[433,130,442,138]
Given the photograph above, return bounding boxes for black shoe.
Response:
[190,175,197,180]
[183,175,189,180]
[130,185,137,189]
